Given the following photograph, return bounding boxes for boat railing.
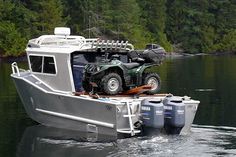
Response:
[11,62,26,76]
[28,35,97,47]
[28,35,134,51]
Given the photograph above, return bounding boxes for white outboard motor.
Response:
[141,98,164,129]
[163,95,185,134]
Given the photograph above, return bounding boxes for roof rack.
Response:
[28,35,134,51]
[27,27,134,51]
[27,35,97,48]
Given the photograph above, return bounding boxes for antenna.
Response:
[89,15,91,38]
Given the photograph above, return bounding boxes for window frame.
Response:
[28,54,57,76]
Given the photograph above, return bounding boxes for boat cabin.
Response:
[26,27,134,92]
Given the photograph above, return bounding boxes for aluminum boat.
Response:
[11,27,200,138]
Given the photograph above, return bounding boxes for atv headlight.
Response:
[96,66,100,72]
[86,64,101,73]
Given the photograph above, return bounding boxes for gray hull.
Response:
[12,72,118,136]
[11,72,199,137]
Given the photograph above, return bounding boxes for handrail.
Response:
[11,62,26,76]
[11,62,20,76]
[28,35,98,48]
[35,35,86,45]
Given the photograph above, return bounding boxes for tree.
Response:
[36,0,66,35]
[0,1,28,56]
[0,0,236,56]
[0,22,26,56]
[109,0,151,48]
[166,0,215,53]
[213,29,236,53]
[10,1,37,38]
[138,0,172,51]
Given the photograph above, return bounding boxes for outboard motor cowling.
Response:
[163,95,185,134]
[141,99,164,129]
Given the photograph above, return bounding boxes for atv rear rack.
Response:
[89,40,134,52]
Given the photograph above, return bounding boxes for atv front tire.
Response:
[101,73,123,95]
[143,73,161,94]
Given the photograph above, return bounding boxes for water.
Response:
[1,55,236,156]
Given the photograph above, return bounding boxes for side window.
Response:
[43,57,56,74]
[29,56,43,72]
[29,55,56,74]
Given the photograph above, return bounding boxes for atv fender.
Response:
[136,64,158,85]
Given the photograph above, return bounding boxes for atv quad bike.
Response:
[82,44,166,95]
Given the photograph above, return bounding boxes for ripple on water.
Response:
[22,125,236,157]
[104,125,236,157]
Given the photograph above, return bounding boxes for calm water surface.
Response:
[1,55,236,157]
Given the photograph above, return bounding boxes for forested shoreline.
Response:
[0,0,235,57]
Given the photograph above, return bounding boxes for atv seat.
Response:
[123,62,140,69]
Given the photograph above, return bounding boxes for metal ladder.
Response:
[117,101,140,136]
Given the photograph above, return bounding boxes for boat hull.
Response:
[11,73,117,137]
[11,72,200,136]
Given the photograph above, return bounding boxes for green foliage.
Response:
[35,0,66,35]
[213,29,236,52]
[0,0,235,56]
[0,22,26,56]
[10,2,38,38]
[138,0,172,51]
[166,0,236,53]
[108,0,151,48]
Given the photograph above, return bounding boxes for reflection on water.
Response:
[17,125,117,157]
[157,55,236,127]
[17,125,236,157]
[1,55,236,156]
[112,125,236,157]
[0,60,36,157]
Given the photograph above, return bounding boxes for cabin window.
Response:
[29,55,56,74]
[43,57,56,74]
[29,56,43,72]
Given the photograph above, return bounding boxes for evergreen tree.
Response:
[210,0,236,53]
[0,0,27,56]
[138,0,172,51]
[109,0,151,48]
[0,0,236,56]
[0,22,26,56]
[63,0,87,35]
[10,1,37,38]
[166,0,186,45]
[166,0,215,53]
[36,0,66,34]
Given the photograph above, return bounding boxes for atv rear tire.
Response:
[101,73,123,95]
[143,73,161,94]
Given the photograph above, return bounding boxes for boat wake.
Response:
[111,124,236,157]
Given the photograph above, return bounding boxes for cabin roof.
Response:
[26,35,134,54]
